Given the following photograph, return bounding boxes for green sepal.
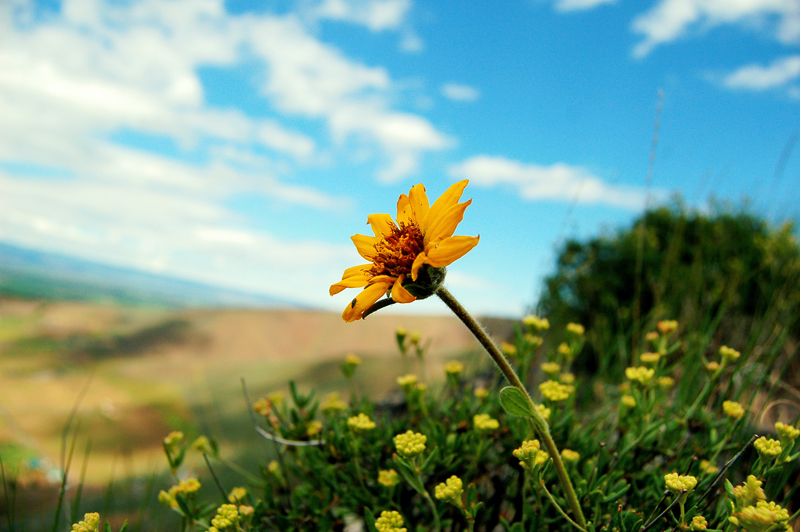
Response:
[724,478,735,499]
[402,265,446,300]
[499,386,535,418]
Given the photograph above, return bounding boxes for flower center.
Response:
[370,221,425,278]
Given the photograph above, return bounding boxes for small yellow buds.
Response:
[754,436,781,458]
[719,345,740,363]
[559,372,575,384]
[473,413,499,432]
[621,394,636,408]
[705,361,720,373]
[513,439,549,469]
[657,376,675,389]
[158,478,201,509]
[535,403,552,421]
[723,400,745,420]
[375,510,407,532]
[541,362,561,377]
[645,331,659,342]
[664,472,697,493]
[566,322,585,336]
[444,360,464,376]
[474,386,489,399]
[348,413,376,434]
[775,421,800,443]
[729,500,790,530]
[561,449,580,462]
[306,420,323,436]
[657,320,678,334]
[396,374,418,390]
[690,515,707,531]
[524,333,543,348]
[228,487,247,503]
[321,391,348,412]
[267,460,280,474]
[378,469,400,487]
[163,431,184,447]
[523,315,549,330]
[253,397,272,417]
[210,503,239,530]
[267,391,285,405]
[192,436,213,454]
[733,475,766,508]
[639,352,660,364]
[394,430,427,458]
[342,353,362,378]
[699,460,718,475]
[557,342,571,356]
[539,380,573,402]
[625,366,654,386]
[435,476,464,506]
[71,513,100,532]
[500,342,517,358]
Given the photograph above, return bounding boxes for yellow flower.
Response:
[700,460,718,475]
[723,400,745,420]
[775,421,800,443]
[347,413,376,433]
[621,394,636,408]
[394,430,427,458]
[375,510,407,532]
[435,475,464,505]
[396,374,418,390]
[557,342,571,356]
[559,372,575,384]
[71,513,100,532]
[690,516,707,531]
[523,315,550,330]
[474,386,489,399]
[719,345,740,363]
[445,360,464,375]
[730,500,789,531]
[733,475,766,508]
[657,376,675,389]
[330,180,479,322]
[754,436,781,458]
[500,342,517,357]
[541,362,561,376]
[625,366,654,386]
[513,439,550,469]
[645,331,659,342]
[566,322,585,336]
[664,472,697,493]
[163,431,184,447]
[561,449,580,462]
[639,352,660,364]
[473,413,500,432]
[657,320,678,334]
[228,487,247,503]
[306,420,323,436]
[253,397,272,416]
[321,391,348,412]
[535,403,552,421]
[345,353,362,366]
[539,380,572,402]
[378,469,400,487]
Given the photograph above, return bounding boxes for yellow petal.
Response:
[424,199,471,244]
[407,184,430,224]
[391,275,416,304]
[329,264,372,295]
[424,235,480,267]
[352,234,378,261]
[410,251,430,281]
[367,213,396,239]
[396,194,414,225]
[422,180,468,232]
[342,281,392,322]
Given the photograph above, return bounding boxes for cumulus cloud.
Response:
[448,155,651,210]
[312,0,412,31]
[554,0,616,13]
[722,55,800,91]
[441,83,480,102]
[632,0,800,58]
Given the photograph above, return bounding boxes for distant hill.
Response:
[0,241,296,308]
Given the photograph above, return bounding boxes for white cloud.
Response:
[441,83,480,102]
[448,155,650,210]
[632,0,800,58]
[722,55,800,90]
[312,0,412,31]
[554,0,616,13]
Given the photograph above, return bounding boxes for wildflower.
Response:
[729,500,790,531]
[239,505,254,516]
[561,449,580,462]
[539,380,572,402]
[719,345,740,363]
[394,430,427,458]
[473,413,499,432]
[163,431,184,448]
[253,397,271,417]
[645,331,659,342]
[348,413,376,433]
[690,515,707,531]
[378,469,400,487]
[754,437,781,458]
[513,439,549,469]
[723,401,745,420]
[523,315,550,330]
[435,475,464,505]
[500,342,517,357]
[541,362,561,376]
[396,374,418,390]
[639,352,660,364]
[330,181,479,322]
[416,382,427,393]
[559,372,575,384]
[625,366,654,386]
[524,333,543,347]
[228,487,247,503]
[210,504,239,530]
[621,394,636,408]
[664,472,697,493]
[566,322,585,336]
[267,391,284,405]
[445,360,464,376]
[535,403,552,421]
[158,478,201,509]
[557,342,571,356]
[71,513,100,532]
[775,421,800,444]
[267,460,280,474]
[410,331,421,344]
[345,353,362,366]
[705,361,720,372]
[657,320,678,334]
[474,386,489,399]
[306,420,323,436]
[375,510,407,532]
[699,460,718,475]
[342,353,362,378]
[657,376,675,389]
[321,391,348,412]
[733,475,766,508]
[192,436,213,454]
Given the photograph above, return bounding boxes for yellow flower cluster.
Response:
[625,366,654,386]
[539,380,573,402]
[267,391,285,405]
[513,439,549,469]
[733,475,766,508]
[473,413,499,432]
[345,353,362,366]
[541,362,561,376]
[524,334,543,348]
[729,501,790,531]
[500,342,517,358]
[396,374,418,389]
[657,320,678,334]
[557,342,571,356]
[621,394,636,408]
[394,430,427,458]
[664,472,698,493]
[348,413,376,433]
[163,431,184,447]
[561,449,580,462]
[209,504,239,531]
[723,400,745,419]
[306,420,323,436]
[535,403,552,421]
[158,478,201,509]
[253,397,272,417]
[690,515,707,531]
[71,513,100,532]
[321,392,348,412]
[375,510,407,532]
[434,475,464,505]
[658,376,675,389]
[699,460,718,475]
[192,436,213,454]
[474,387,489,399]
[378,469,399,487]
[719,345,740,362]
[560,372,575,384]
[639,352,660,364]
[228,487,247,503]
[445,360,464,375]
[775,421,800,443]
[523,315,549,330]
[754,436,781,458]
[566,323,585,336]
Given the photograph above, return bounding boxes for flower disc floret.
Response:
[330,181,480,322]
[348,413,376,433]
[375,510,407,532]
[394,430,426,458]
[435,475,464,505]
[71,513,100,532]
[473,413,499,432]
[625,366,654,386]
[539,380,572,402]
[664,472,697,493]
[723,400,745,420]
[754,436,781,458]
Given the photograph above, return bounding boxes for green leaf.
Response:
[363,509,379,532]
[119,520,129,532]
[499,386,535,418]
[393,456,426,495]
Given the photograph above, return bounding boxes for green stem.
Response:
[436,286,588,531]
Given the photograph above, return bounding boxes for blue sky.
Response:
[1,0,799,318]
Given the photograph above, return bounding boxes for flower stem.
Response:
[436,286,587,531]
